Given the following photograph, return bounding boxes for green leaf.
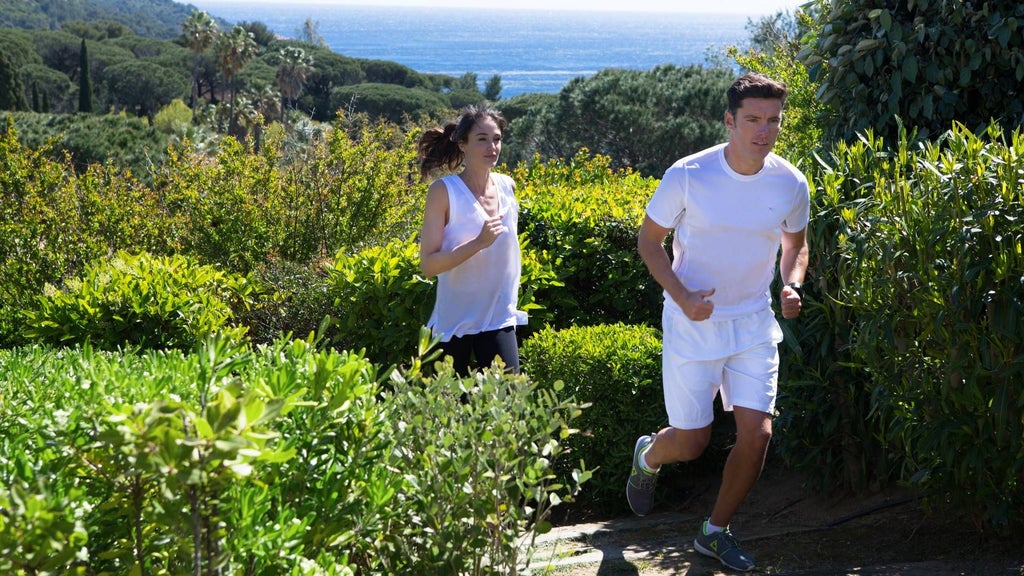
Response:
[902,55,919,82]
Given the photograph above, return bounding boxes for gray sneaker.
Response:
[626,434,658,516]
[693,519,756,572]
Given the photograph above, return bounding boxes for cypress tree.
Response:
[31,82,40,111]
[0,50,28,111]
[78,38,94,113]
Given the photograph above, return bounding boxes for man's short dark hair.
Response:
[727,72,789,116]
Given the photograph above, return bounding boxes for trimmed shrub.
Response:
[23,251,256,350]
[521,322,666,515]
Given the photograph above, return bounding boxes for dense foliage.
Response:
[779,124,1024,526]
[514,151,663,327]
[522,323,666,514]
[0,335,588,574]
[1,111,169,173]
[1,3,1024,569]
[0,115,423,347]
[504,65,734,177]
[0,0,194,39]
[799,0,1024,144]
[24,251,255,350]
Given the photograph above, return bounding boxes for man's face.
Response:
[725,97,784,163]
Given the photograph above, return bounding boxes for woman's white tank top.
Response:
[427,173,527,342]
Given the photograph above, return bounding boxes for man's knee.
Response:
[735,413,773,451]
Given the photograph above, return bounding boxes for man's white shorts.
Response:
[661,305,784,430]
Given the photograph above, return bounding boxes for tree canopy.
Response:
[506,65,734,177]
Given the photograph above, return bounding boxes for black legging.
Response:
[439,326,520,377]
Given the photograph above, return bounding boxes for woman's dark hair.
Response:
[417,105,508,179]
[726,72,789,117]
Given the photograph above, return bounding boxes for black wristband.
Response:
[786,282,804,299]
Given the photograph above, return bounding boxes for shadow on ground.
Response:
[528,465,1024,575]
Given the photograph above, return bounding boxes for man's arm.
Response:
[778,227,809,319]
[637,215,715,321]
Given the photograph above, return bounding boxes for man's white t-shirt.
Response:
[428,173,528,342]
[646,142,810,320]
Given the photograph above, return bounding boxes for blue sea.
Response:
[188,2,753,98]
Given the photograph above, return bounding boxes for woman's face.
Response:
[460,116,503,169]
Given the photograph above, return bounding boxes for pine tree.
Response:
[78,38,94,113]
[484,74,502,101]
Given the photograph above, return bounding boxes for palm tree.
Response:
[214,25,257,136]
[239,84,280,152]
[181,10,218,118]
[276,46,314,129]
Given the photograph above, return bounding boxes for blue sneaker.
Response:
[693,518,755,571]
[626,434,658,516]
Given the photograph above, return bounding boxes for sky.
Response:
[215,0,806,16]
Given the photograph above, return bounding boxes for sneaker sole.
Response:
[626,435,654,516]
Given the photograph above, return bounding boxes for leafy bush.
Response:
[277,116,423,256]
[325,239,434,367]
[799,0,1024,144]
[242,257,334,345]
[780,123,1024,528]
[152,117,424,274]
[385,338,589,574]
[0,332,586,574]
[24,251,256,350]
[0,118,167,346]
[514,150,663,328]
[153,97,192,134]
[521,323,667,515]
[325,238,562,368]
[154,136,285,274]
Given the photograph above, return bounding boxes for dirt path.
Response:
[525,467,1024,575]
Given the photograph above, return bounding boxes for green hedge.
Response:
[522,323,666,515]
[23,251,255,350]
